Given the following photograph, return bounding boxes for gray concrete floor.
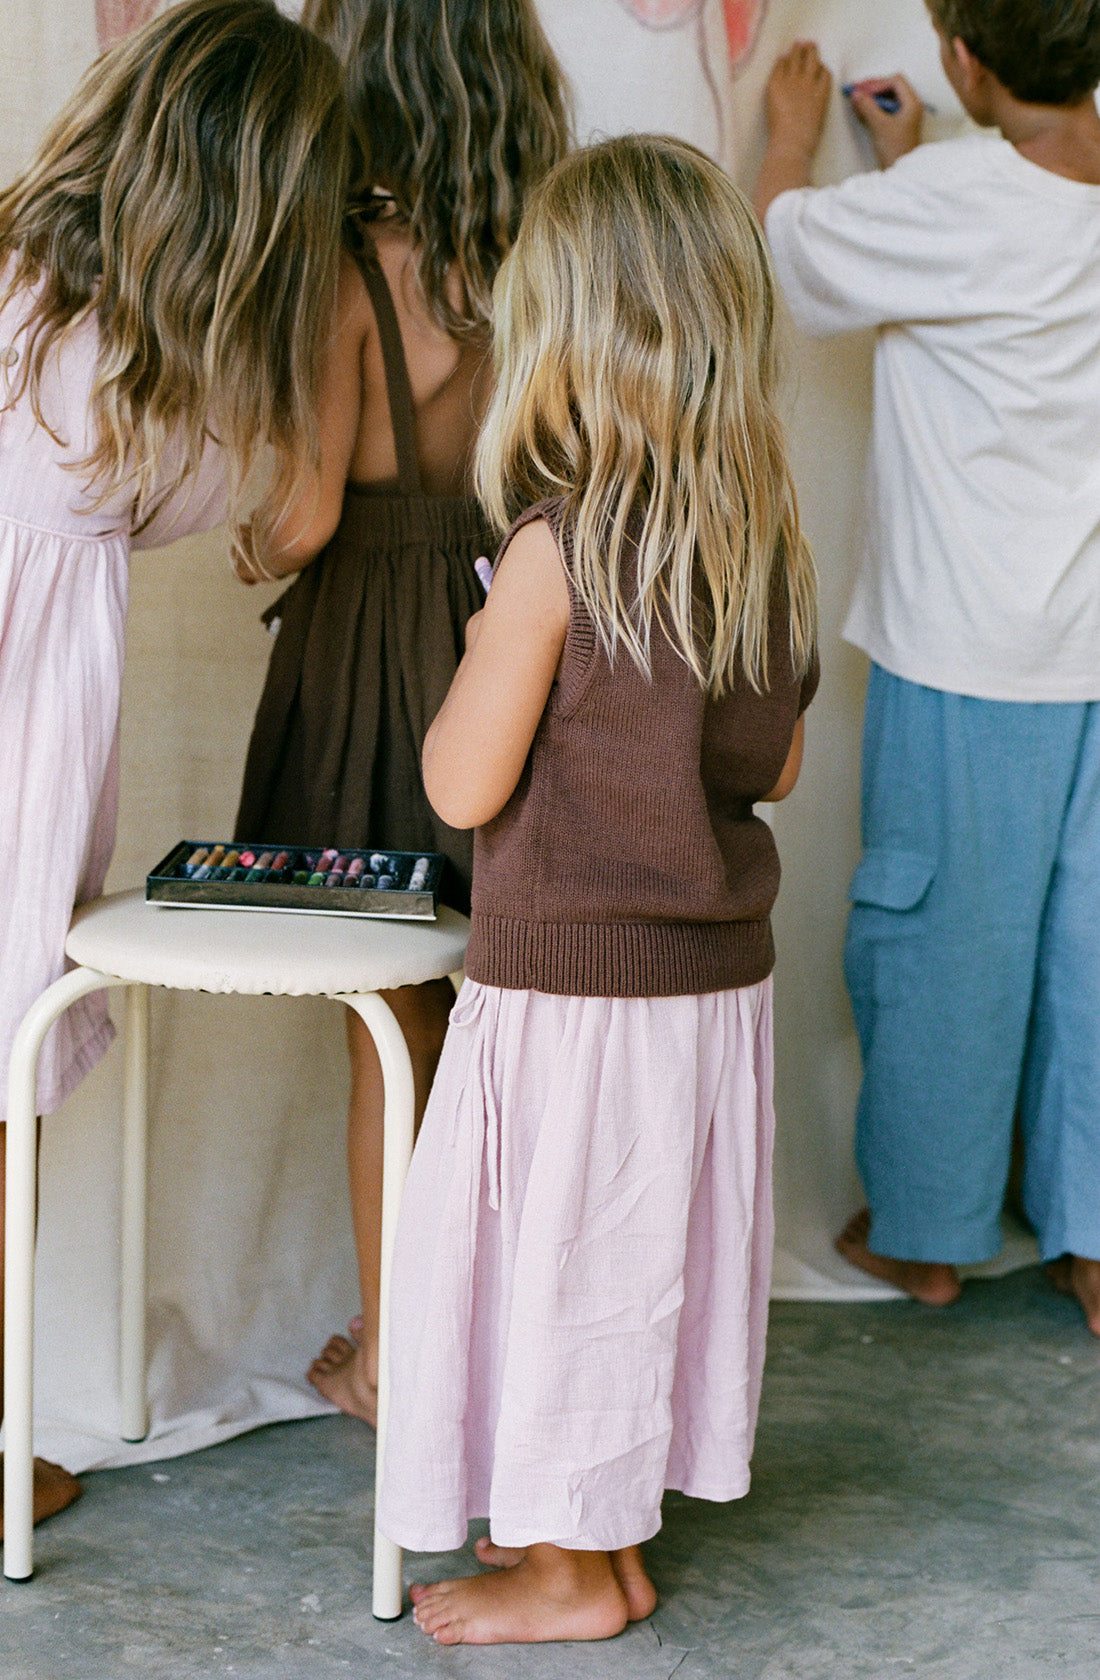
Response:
[5,1265,1100,1680]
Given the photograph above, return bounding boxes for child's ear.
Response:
[949,34,985,98]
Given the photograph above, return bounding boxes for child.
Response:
[753,6,1100,1322]
[0,0,351,1527]
[376,134,819,1646]
[232,0,570,1428]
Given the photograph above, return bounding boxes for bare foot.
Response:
[410,1543,629,1645]
[472,1539,655,1620]
[835,1209,961,1306]
[610,1545,657,1622]
[306,1320,377,1427]
[0,1457,82,1538]
[1048,1255,1100,1335]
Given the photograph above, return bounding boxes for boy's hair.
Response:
[0,0,350,534]
[476,135,817,696]
[927,0,1100,104]
[302,0,570,338]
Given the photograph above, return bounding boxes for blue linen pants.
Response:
[844,664,1100,1265]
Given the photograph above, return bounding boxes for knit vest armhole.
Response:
[493,496,599,717]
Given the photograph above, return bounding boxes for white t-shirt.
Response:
[766,135,1100,702]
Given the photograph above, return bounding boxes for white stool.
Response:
[3,888,469,1616]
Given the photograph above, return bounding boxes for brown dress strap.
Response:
[350,225,423,499]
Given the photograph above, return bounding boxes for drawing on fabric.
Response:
[614,0,766,147]
[97,0,159,49]
[615,0,765,65]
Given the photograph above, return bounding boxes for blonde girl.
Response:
[376,134,819,1646]
[232,0,569,1429]
[0,0,350,1527]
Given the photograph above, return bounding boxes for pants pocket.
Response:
[844,847,937,1019]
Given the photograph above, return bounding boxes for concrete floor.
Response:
[5,1265,1100,1680]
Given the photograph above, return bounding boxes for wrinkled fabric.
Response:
[378,977,775,1553]
[0,280,226,1121]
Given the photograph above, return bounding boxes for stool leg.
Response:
[340,991,415,1622]
[4,965,115,1582]
[119,983,149,1442]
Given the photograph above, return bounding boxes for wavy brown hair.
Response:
[0,0,351,532]
[302,0,570,338]
[476,135,817,696]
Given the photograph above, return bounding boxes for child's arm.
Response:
[234,248,367,584]
[753,41,833,221]
[753,42,923,222]
[760,715,804,802]
[422,518,570,829]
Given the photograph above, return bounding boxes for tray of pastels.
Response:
[146,842,444,920]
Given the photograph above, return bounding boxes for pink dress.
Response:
[0,285,226,1123]
[378,976,775,1553]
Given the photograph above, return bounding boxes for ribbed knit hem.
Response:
[464,915,775,998]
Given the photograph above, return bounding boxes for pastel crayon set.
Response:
[146,842,445,920]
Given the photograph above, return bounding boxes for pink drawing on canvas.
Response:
[616,0,764,66]
[97,0,160,49]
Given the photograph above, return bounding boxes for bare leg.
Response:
[1047,1255,1100,1335]
[307,978,454,1425]
[410,1543,636,1645]
[835,1208,961,1306]
[0,1119,82,1536]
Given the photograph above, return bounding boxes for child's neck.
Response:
[995,91,1100,186]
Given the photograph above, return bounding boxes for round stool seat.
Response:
[66,889,470,997]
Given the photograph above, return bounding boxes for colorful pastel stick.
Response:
[245,849,275,881]
[191,844,227,881]
[293,870,311,884]
[182,845,209,877]
[345,857,365,882]
[307,871,327,886]
[474,555,494,592]
[238,851,256,869]
[377,874,394,890]
[360,873,377,889]
[324,870,345,887]
[211,848,240,880]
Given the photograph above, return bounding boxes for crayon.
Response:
[842,81,936,115]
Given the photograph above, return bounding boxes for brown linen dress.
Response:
[234,232,493,912]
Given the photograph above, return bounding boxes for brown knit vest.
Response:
[464,499,818,998]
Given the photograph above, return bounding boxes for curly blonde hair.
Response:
[0,0,351,533]
[302,0,570,338]
[476,135,817,696]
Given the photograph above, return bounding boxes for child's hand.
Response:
[763,41,832,163]
[847,76,923,168]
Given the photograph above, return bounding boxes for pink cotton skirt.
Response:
[377,976,775,1554]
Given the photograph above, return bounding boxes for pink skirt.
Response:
[377,977,775,1554]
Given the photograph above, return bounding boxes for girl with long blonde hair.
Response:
[232,0,570,1429]
[377,134,818,1646]
[0,0,350,1527]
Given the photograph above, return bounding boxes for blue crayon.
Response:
[842,81,900,113]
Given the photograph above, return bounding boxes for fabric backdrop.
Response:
[0,0,1034,1475]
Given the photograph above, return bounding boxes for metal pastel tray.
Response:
[145,841,444,920]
